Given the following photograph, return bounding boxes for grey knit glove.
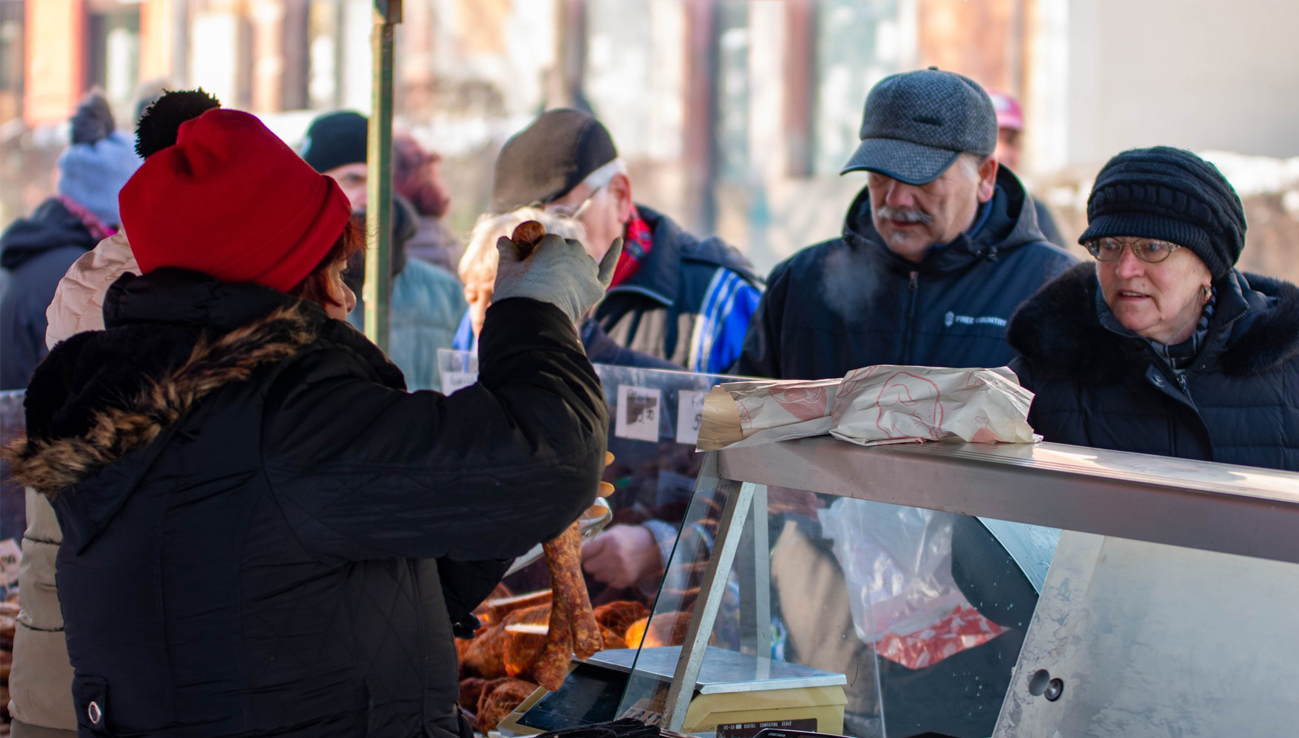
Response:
[493,235,622,324]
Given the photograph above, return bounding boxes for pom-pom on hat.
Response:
[1079,146,1246,280]
[120,103,351,293]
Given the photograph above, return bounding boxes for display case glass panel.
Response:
[618,475,1057,738]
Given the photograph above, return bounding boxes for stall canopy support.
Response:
[364,0,402,350]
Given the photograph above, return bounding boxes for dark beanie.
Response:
[300,111,368,173]
[1079,146,1246,280]
[491,109,618,213]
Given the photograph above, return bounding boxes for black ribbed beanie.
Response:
[1079,146,1246,279]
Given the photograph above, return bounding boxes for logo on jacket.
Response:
[944,311,1007,329]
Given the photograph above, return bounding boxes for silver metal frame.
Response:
[657,437,1299,729]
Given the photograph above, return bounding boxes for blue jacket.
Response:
[737,168,1077,380]
[349,259,466,391]
[593,206,762,375]
[1009,264,1299,471]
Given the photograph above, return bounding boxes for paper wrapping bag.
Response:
[698,366,1036,451]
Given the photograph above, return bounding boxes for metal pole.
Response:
[364,0,401,351]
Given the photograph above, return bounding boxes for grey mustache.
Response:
[876,205,933,224]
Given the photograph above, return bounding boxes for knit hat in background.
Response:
[1079,146,1247,280]
[121,93,351,293]
[57,90,141,226]
[491,109,618,213]
[300,111,369,173]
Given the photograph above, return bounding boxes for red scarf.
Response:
[609,208,652,288]
[57,195,116,242]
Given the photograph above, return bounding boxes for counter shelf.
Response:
[613,437,1299,738]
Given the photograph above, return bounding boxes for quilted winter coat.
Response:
[3,268,609,737]
[1008,263,1299,471]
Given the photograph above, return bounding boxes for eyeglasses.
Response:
[544,181,609,220]
[1085,237,1182,264]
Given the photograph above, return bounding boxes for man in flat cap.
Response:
[492,109,762,375]
[737,68,1076,379]
[739,69,1078,738]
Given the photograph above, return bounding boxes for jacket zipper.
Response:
[902,271,919,364]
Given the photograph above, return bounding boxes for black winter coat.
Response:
[1008,263,1299,471]
[0,197,99,390]
[3,269,609,737]
[736,168,1078,380]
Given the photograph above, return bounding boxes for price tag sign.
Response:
[0,538,21,588]
[440,371,477,395]
[615,385,662,442]
[675,390,707,445]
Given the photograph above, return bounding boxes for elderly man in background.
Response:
[491,109,762,375]
[738,68,1075,380]
[300,111,466,390]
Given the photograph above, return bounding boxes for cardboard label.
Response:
[675,390,707,446]
[440,371,478,395]
[0,538,21,588]
[716,719,819,738]
[615,386,662,442]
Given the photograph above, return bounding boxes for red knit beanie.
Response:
[120,108,351,292]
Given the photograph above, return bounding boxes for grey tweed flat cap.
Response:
[842,67,997,185]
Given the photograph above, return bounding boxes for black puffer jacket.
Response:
[4,269,608,737]
[737,168,1077,380]
[1008,263,1299,471]
[0,197,99,390]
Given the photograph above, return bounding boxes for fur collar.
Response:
[2,303,319,497]
[1008,262,1299,381]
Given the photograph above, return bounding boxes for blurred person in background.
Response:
[454,208,680,593]
[492,109,763,375]
[301,111,466,390]
[0,90,140,390]
[393,132,462,272]
[1010,146,1299,471]
[738,68,1076,381]
[986,88,1065,246]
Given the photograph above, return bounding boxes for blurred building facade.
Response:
[6,0,1299,277]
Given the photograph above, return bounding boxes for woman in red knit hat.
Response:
[4,91,620,738]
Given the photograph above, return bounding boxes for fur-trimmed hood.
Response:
[1008,262,1299,382]
[3,268,402,498]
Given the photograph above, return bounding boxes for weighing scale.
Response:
[495,647,846,737]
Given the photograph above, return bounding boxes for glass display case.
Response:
[603,436,1299,738]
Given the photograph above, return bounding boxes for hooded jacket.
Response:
[1008,263,1299,471]
[0,198,100,390]
[593,205,762,375]
[736,168,1077,380]
[3,269,608,737]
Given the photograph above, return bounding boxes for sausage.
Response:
[533,530,576,691]
[510,221,547,260]
[477,678,538,733]
[549,522,603,660]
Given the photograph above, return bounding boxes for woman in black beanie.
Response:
[1007,146,1299,471]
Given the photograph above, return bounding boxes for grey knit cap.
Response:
[841,67,998,185]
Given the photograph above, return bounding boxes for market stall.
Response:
[498,435,1299,738]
